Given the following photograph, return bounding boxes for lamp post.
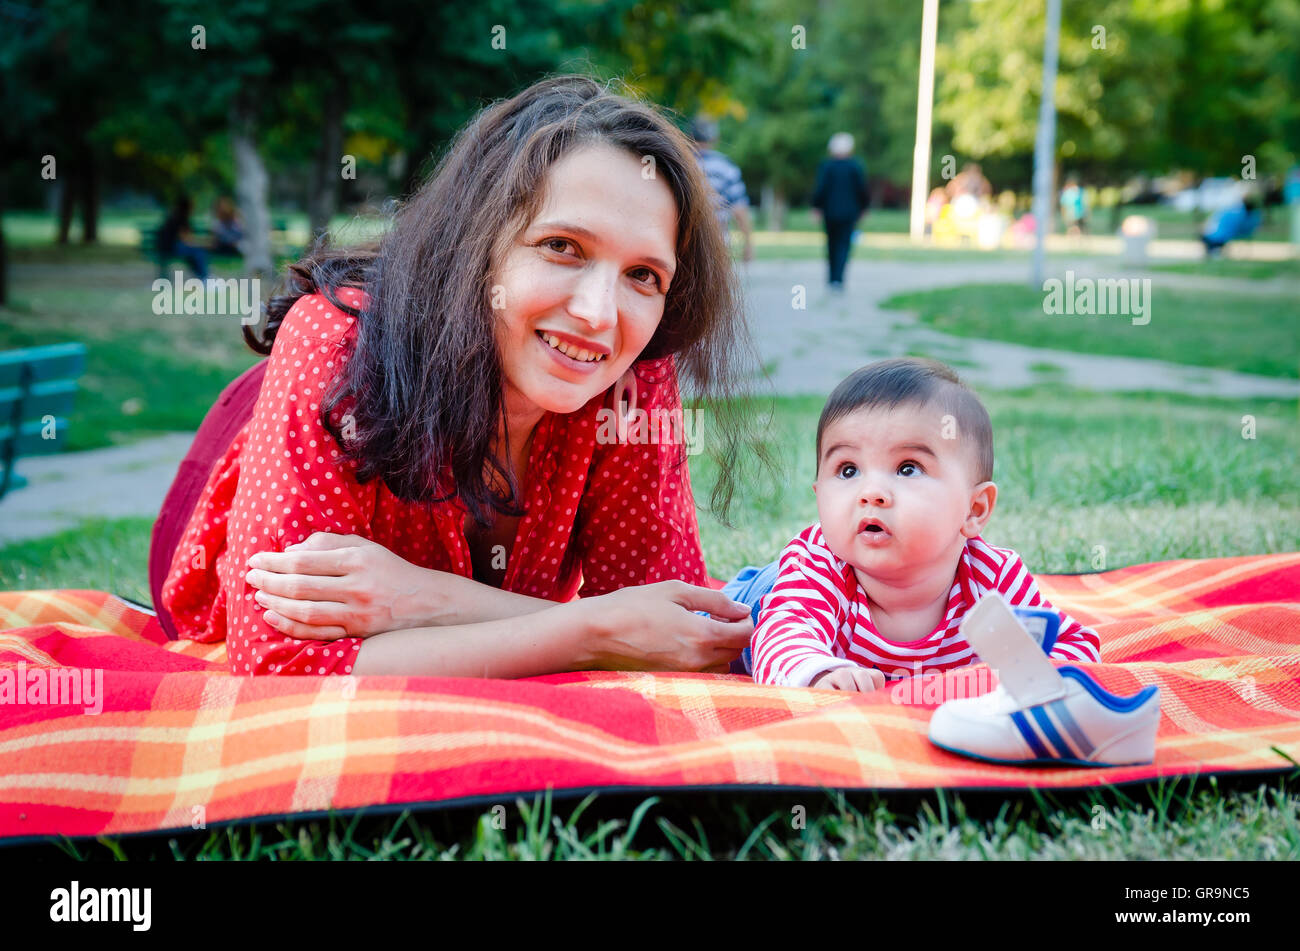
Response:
[1031,0,1062,287]
[909,0,940,243]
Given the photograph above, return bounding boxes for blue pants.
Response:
[719,560,780,675]
[824,218,855,286]
[169,241,210,280]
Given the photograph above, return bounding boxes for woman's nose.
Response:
[567,264,619,330]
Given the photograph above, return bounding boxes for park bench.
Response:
[0,342,87,501]
[139,218,292,277]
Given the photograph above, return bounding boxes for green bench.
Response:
[0,342,87,500]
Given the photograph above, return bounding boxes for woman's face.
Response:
[492,142,679,420]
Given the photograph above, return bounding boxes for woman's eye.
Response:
[899,461,921,476]
[629,267,661,288]
[837,463,858,479]
[542,238,577,255]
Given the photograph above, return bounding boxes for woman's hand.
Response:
[244,533,437,640]
[572,580,754,674]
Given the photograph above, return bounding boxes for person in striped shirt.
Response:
[747,358,1101,691]
[690,117,754,262]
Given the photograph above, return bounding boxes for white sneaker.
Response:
[928,666,1161,767]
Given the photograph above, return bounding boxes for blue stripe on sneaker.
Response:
[1049,697,1095,758]
[1030,705,1074,759]
[1010,711,1051,759]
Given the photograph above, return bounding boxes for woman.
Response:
[161,75,768,678]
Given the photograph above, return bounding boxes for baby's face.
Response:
[813,404,992,585]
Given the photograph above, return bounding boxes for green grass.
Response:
[1148,257,1300,281]
[27,780,1300,861]
[0,516,153,604]
[881,282,1300,380]
[3,208,389,250]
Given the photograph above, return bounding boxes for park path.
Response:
[1,256,1295,544]
[743,257,1300,398]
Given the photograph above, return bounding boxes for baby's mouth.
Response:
[858,517,891,537]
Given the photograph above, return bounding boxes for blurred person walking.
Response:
[811,132,869,291]
[691,117,754,263]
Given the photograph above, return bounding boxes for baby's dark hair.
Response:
[815,358,994,484]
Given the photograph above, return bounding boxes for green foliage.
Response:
[935,0,1300,179]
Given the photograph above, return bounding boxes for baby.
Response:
[746,358,1101,690]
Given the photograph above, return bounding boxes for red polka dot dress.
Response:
[161,289,709,675]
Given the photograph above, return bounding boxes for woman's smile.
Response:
[535,329,610,370]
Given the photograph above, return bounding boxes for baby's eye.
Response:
[898,461,922,476]
[837,462,858,479]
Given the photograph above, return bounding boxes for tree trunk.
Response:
[0,179,8,307]
[79,141,98,244]
[57,176,74,244]
[760,182,787,231]
[230,88,273,278]
[307,73,347,244]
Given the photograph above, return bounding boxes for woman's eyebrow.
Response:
[533,220,675,276]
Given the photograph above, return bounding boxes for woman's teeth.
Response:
[540,332,606,363]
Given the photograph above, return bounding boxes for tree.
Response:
[934,0,1300,184]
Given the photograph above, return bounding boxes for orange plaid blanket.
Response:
[2,553,1298,842]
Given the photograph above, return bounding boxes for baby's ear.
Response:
[962,481,997,537]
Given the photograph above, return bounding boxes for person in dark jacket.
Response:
[157,194,210,280]
[811,133,869,290]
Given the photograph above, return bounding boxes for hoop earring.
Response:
[612,367,639,442]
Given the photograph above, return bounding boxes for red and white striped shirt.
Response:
[751,523,1101,688]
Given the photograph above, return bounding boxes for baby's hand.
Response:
[810,666,887,692]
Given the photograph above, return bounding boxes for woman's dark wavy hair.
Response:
[248,73,771,529]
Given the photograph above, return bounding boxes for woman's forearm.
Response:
[415,569,557,627]
[352,599,594,678]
